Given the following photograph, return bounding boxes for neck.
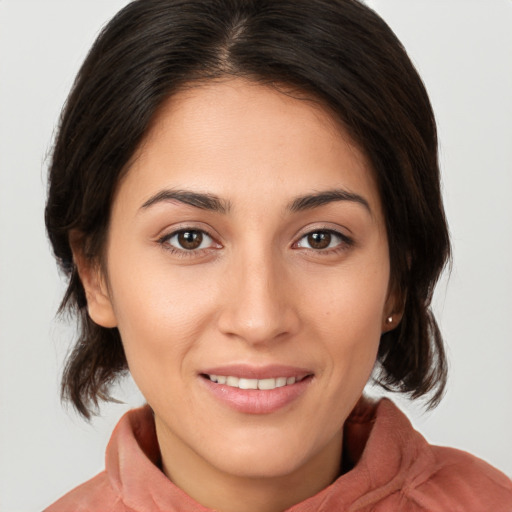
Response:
[155,419,343,512]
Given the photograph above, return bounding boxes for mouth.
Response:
[199,365,314,414]
[201,374,311,390]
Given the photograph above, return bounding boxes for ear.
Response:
[70,233,117,328]
[381,284,405,334]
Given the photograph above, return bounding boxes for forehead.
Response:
[119,78,382,217]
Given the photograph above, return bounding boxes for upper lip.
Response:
[200,364,313,380]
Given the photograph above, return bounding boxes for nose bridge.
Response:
[218,242,297,344]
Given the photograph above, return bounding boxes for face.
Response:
[82,79,396,496]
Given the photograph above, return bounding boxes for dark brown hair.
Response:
[46,0,450,419]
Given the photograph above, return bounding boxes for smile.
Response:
[200,366,314,414]
[205,374,304,390]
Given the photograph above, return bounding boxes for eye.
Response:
[295,230,350,251]
[162,229,216,251]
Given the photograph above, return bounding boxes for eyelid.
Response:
[156,224,223,255]
[155,221,221,242]
[166,230,215,249]
[292,226,354,252]
[154,223,353,257]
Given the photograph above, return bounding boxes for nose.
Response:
[217,248,300,346]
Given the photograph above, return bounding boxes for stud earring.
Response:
[386,316,393,325]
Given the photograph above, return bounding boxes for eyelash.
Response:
[157,228,220,258]
[293,229,353,254]
[157,227,353,257]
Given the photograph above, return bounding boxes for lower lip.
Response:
[200,376,312,414]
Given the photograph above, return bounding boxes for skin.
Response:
[76,79,400,512]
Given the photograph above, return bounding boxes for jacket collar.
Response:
[105,397,432,511]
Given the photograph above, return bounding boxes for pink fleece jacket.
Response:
[45,398,512,511]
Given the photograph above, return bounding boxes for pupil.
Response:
[308,232,331,249]
[178,230,202,250]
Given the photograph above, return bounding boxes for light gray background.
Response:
[1,1,511,510]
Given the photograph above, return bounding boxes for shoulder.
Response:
[348,398,512,512]
[403,440,512,511]
[43,471,124,512]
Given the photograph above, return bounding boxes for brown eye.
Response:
[295,230,350,251]
[164,229,215,251]
[178,230,203,250]
[307,232,332,249]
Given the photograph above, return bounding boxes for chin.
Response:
[212,449,309,480]
[204,424,338,480]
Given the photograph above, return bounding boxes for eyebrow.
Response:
[288,189,371,214]
[140,189,231,214]
[140,187,371,216]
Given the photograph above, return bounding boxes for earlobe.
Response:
[84,273,118,328]
[70,235,118,328]
[382,288,405,333]
[382,312,402,333]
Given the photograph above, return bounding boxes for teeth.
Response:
[275,377,287,388]
[226,376,239,387]
[258,378,276,390]
[207,374,303,390]
[239,378,258,389]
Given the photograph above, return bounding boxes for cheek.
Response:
[106,252,218,385]
[302,258,389,380]
[310,259,388,328]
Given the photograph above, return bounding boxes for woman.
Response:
[43,0,511,510]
